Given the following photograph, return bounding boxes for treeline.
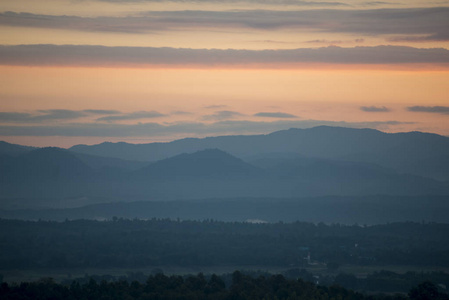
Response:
[54,269,449,295]
[330,270,449,294]
[2,271,448,300]
[1,218,449,270]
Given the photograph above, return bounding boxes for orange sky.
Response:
[0,0,448,147]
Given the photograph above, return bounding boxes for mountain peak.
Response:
[0,140,36,156]
[20,147,92,177]
[135,148,260,179]
[186,148,230,158]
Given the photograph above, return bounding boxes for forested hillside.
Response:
[2,219,449,270]
[1,272,448,300]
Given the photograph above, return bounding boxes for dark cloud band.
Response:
[0,110,86,123]
[83,109,121,115]
[0,109,167,124]
[254,112,297,118]
[1,8,448,39]
[407,106,449,114]
[97,0,346,5]
[1,44,448,67]
[360,106,390,112]
[97,111,166,122]
[201,111,244,121]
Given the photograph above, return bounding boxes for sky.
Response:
[0,0,448,148]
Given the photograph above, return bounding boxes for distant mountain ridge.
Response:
[134,149,261,179]
[1,126,449,208]
[0,141,36,156]
[69,126,449,181]
[1,147,92,180]
[70,126,449,161]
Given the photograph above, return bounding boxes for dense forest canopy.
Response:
[1,271,448,300]
[2,218,449,270]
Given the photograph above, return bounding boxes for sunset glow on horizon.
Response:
[1,0,448,147]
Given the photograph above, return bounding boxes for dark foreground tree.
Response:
[6,272,446,300]
[409,281,449,300]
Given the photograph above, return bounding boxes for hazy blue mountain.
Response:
[0,147,97,199]
[71,141,153,162]
[248,153,384,172]
[0,140,36,156]
[263,157,448,196]
[0,141,147,172]
[67,126,415,161]
[70,126,449,181]
[3,147,93,180]
[73,152,149,171]
[2,143,449,206]
[2,129,449,208]
[120,149,448,200]
[134,148,261,179]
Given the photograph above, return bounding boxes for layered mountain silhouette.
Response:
[134,149,261,179]
[0,148,96,199]
[69,126,449,181]
[0,141,36,156]
[1,126,449,208]
[1,147,92,181]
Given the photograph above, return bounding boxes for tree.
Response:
[409,281,449,300]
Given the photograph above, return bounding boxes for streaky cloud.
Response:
[83,109,121,115]
[363,1,396,6]
[306,38,364,44]
[0,109,87,123]
[254,112,298,118]
[97,0,347,5]
[97,111,166,122]
[37,109,87,120]
[0,112,34,123]
[0,8,448,40]
[360,106,390,112]
[1,44,448,67]
[201,110,244,121]
[306,39,343,44]
[407,106,449,114]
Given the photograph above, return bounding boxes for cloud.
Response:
[254,112,298,118]
[0,112,34,123]
[0,119,413,137]
[306,39,343,44]
[201,110,244,121]
[360,106,390,112]
[95,0,347,6]
[0,109,87,123]
[36,109,87,120]
[306,38,365,44]
[0,12,160,34]
[363,1,397,6]
[387,32,449,42]
[1,44,448,68]
[83,109,121,115]
[97,111,166,122]
[252,40,294,44]
[407,106,449,115]
[0,109,128,124]
[0,8,448,40]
